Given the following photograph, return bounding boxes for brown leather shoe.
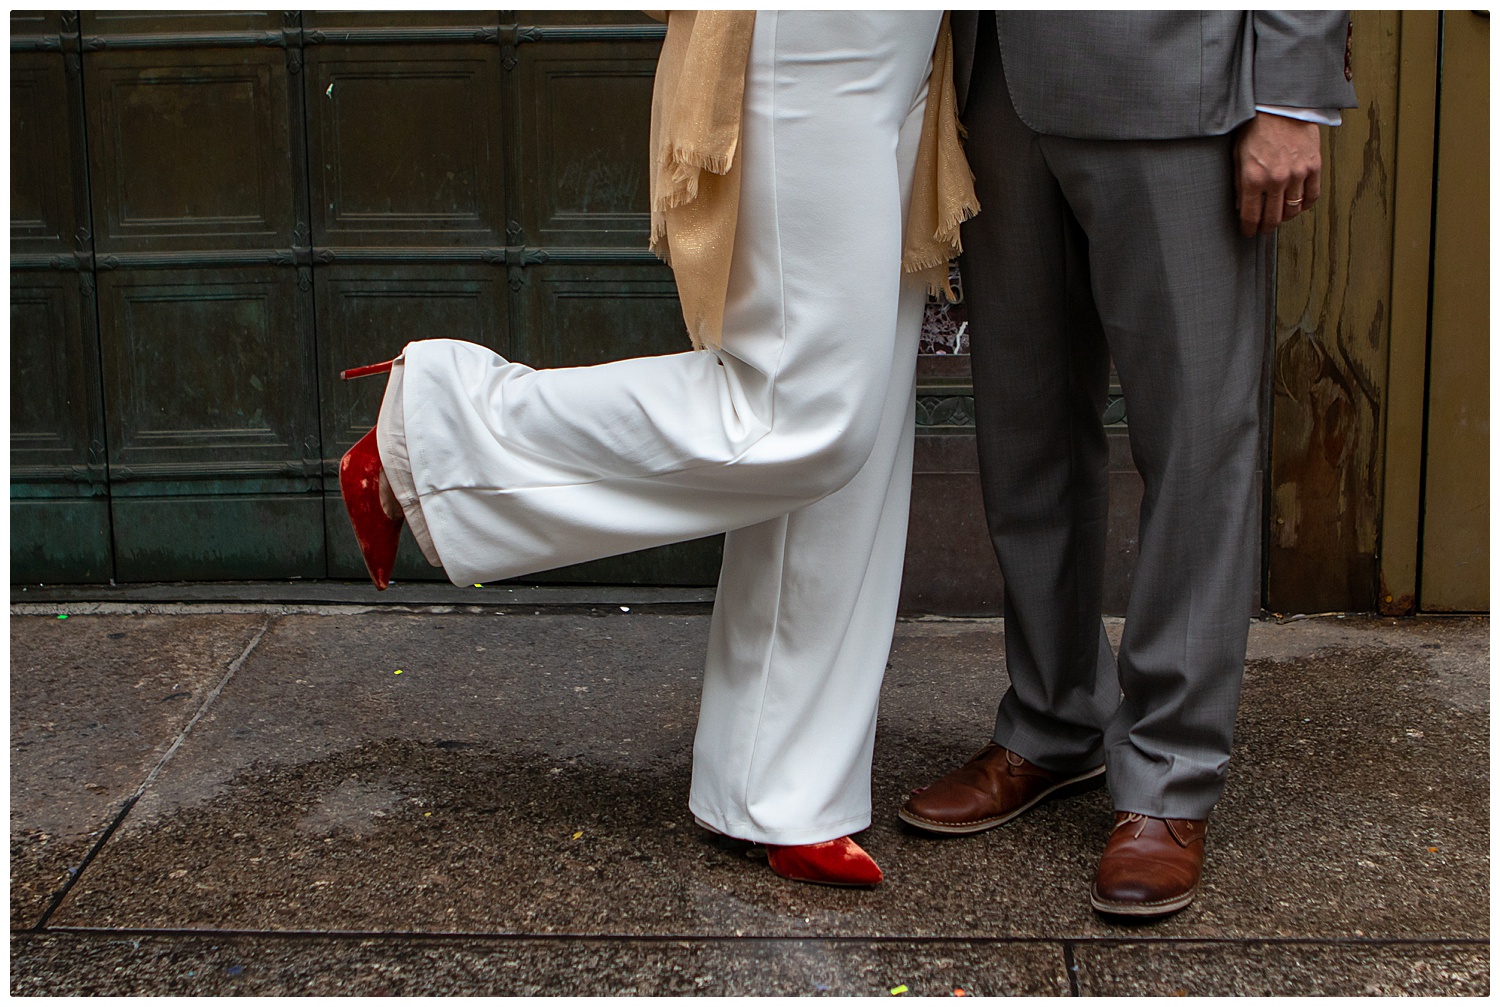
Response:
[1090,812,1207,917]
[899,743,1105,835]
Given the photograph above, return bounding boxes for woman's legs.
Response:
[372,12,941,847]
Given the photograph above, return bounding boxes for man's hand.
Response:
[1233,113,1323,236]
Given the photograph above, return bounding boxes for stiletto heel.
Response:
[766,836,883,887]
[338,359,403,590]
[341,359,395,381]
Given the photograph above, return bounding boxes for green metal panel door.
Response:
[10,10,724,586]
[12,12,111,583]
[81,11,324,581]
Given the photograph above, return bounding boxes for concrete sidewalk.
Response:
[9,595,1489,995]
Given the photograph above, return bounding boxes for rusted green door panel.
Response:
[11,24,113,583]
[95,269,320,485]
[11,47,81,249]
[83,48,298,257]
[11,498,113,583]
[305,29,510,584]
[514,41,658,250]
[95,266,322,578]
[305,44,507,249]
[10,268,109,583]
[111,495,325,581]
[10,11,61,35]
[11,270,105,487]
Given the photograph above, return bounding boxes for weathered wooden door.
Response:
[11,10,725,585]
[1415,10,1488,611]
[1267,11,1490,615]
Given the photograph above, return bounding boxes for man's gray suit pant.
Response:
[959,34,1266,820]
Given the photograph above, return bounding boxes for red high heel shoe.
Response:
[766,836,883,887]
[340,360,401,590]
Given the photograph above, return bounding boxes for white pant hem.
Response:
[688,802,873,847]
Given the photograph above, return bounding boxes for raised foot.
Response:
[339,427,403,590]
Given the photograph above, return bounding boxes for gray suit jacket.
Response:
[951,11,1358,140]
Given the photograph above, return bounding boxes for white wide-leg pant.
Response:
[377,11,942,845]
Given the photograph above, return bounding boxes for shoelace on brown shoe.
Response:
[1114,811,1149,839]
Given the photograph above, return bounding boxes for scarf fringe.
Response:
[932,199,979,251]
[925,276,955,300]
[651,143,738,219]
[910,261,958,302]
[903,250,950,274]
[664,144,735,177]
[653,182,700,215]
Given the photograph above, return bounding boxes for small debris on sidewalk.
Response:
[890,985,908,996]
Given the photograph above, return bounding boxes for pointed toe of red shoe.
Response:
[766,836,883,887]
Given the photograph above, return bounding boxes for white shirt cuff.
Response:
[1256,104,1343,127]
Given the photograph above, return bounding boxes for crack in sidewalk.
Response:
[31,617,277,930]
[1063,940,1080,995]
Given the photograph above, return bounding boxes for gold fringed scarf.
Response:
[647,11,754,349]
[648,11,979,350]
[903,14,980,300]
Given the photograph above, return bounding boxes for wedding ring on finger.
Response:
[1284,197,1304,206]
